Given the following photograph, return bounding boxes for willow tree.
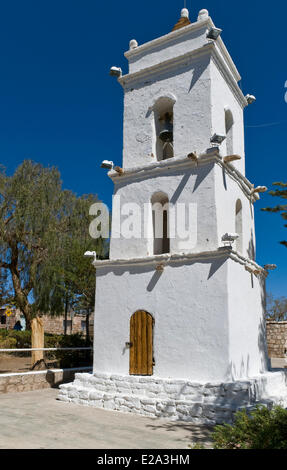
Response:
[0,160,107,332]
[33,193,108,338]
[0,161,64,328]
[262,182,287,248]
[0,269,9,307]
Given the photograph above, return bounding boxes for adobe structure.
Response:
[59,8,287,423]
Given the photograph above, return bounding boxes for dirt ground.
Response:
[0,354,58,373]
[0,388,214,449]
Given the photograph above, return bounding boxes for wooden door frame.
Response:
[129,310,154,376]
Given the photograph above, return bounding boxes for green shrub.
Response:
[0,337,17,349]
[9,330,31,348]
[212,405,287,449]
[0,330,9,339]
[0,329,92,368]
[44,333,92,368]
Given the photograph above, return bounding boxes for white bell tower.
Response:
[59,8,287,424]
[122,8,245,174]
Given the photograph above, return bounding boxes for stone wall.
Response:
[42,315,86,336]
[266,321,287,358]
[0,367,92,394]
[58,371,287,425]
[0,308,94,337]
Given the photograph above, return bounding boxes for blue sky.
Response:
[0,0,286,297]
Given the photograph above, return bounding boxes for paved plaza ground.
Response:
[0,388,213,449]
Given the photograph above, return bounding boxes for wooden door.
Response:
[129,311,153,376]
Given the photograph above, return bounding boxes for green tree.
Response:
[261,182,287,247]
[0,160,107,332]
[0,268,9,307]
[0,160,65,328]
[266,293,287,321]
[34,193,108,339]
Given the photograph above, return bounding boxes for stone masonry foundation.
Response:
[58,371,287,425]
[0,367,92,394]
[266,321,287,359]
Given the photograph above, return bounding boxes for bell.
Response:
[159,129,173,143]
[159,113,173,143]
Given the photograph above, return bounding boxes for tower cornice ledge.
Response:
[108,150,259,203]
[92,248,267,278]
[124,16,240,85]
[120,42,245,108]
[124,18,213,60]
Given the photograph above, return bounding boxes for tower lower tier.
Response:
[92,251,269,383]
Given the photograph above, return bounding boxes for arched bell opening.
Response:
[153,97,175,161]
[235,199,243,253]
[225,108,234,156]
[151,192,170,255]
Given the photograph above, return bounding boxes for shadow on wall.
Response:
[128,44,209,93]
[100,255,228,281]
[147,271,163,292]
[207,256,228,280]
[224,355,250,382]
[222,167,227,190]
[169,163,214,204]
[188,59,209,92]
[247,230,255,261]
[170,170,193,204]
[193,164,213,193]
[259,277,271,373]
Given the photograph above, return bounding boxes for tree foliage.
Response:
[0,268,9,307]
[0,160,108,331]
[262,182,287,247]
[266,293,287,321]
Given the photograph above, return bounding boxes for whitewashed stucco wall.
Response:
[109,162,218,260]
[122,54,212,169]
[126,22,210,75]
[214,164,256,259]
[210,60,245,174]
[227,259,269,380]
[93,258,230,383]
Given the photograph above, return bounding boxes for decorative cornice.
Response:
[124,15,240,85]
[210,46,246,108]
[120,43,213,87]
[108,149,258,203]
[119,42,246,108]
[109,148,219,182]
[93,248,267,278]
[124,18,213,60]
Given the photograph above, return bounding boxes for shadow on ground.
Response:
[146,422,214,447]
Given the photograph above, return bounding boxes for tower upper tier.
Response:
[117,8,248,175]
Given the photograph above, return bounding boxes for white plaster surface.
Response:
[92,255,268,383]
[210,59,245,173]
[120,14,245,170]
[59,371,287,424]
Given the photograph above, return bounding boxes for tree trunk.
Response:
[10,268,32,330]
[31,317,44,366]
[64,297,68,335]
[85,311,90,345]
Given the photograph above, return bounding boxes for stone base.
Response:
[0,367,92,394]
[58,371,287,425]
